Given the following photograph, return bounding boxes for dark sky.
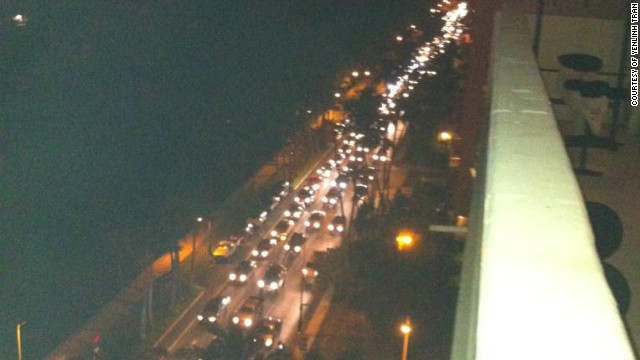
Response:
[0,0,426,358]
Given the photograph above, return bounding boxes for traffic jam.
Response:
[173,123,392,359]
[166,2,468,358]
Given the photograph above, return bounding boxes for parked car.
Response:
[210,236,242,263]
[232,296,264,328]
[258,264,287,292]
[197,296,231,326]
[229,260,258,284]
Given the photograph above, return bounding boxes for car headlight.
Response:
[244,318,253,327]
[270,238,278,245]
[381,155,388,162]
[338,225,344,232]
[265,338,273,347]
[373,154,379,160]
[349,155,355,161]
[302,268,308,275]
[284,244,290,251]
[252,250,259,256]
[328,224,335,231]
[314,270,319,276]
[258,280,265,288]
[229,273,237,281]
[270,230,277,237]
[232,316,239,324]
[280,234,287,241]
[304,221,310,226]
[284,210,291,217]
[340,183,347,189]
[197,315,204,321]
[261,250,269,258]
[330,198,336,204]
[270,282,279,290]
[294,246,301,253]
[313,222,320,228]
[239,274,247,282]
[322,197,328,203]
[208,316,216,323]
[330,180,336,187]
[294,197,301,202]
[357,146,362,151]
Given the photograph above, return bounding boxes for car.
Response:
[304,211,326,232]
[322,187,341,209]
[338,144,353,155]
[330,174,350,190]
[348,149,365,163]
[358,166,377,182]
[328,215,346,235]
[232,296,264,328]
[283,203,305,221]
[229,260,258,284]
[252,239,274,259]
[354,184,368,205]
[372,145,391,162]
[246,211,269,234]
[315,165,332,179]
[248,316,283,351]
[306,175,323,191]
[270,219,294,242]
[210,236,242,263]
[294,186,316,205]
[258,264,287,292]
[197,296,231,326]
[284,232,306,254]
[302,251,329,286]
[329,156,344,168]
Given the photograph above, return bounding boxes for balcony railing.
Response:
[450,1,635,359]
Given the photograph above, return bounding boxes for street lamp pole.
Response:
[400,317,412,360]
[191,217,204,281]
[16,321,26,360]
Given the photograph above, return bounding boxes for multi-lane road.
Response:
[154,143,368,359]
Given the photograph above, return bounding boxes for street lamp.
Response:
[400,317,412,360]
[437,130,453,142]
[17,321,26,360]
[396,35,404,42]
[334,92,341,98]
[396,231,415,251]
[191,217,204,280]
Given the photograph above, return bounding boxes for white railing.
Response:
[450,1,635,359]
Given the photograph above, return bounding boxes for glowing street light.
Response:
[396,35,404,42]
[334,92,341,98]
[400,317,412,360]
[438,131,453,142]
[13,14,27,27]
[396,231,414,251]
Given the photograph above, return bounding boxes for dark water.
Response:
[1,0,425,358]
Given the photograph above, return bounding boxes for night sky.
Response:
[1,0,425,357]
